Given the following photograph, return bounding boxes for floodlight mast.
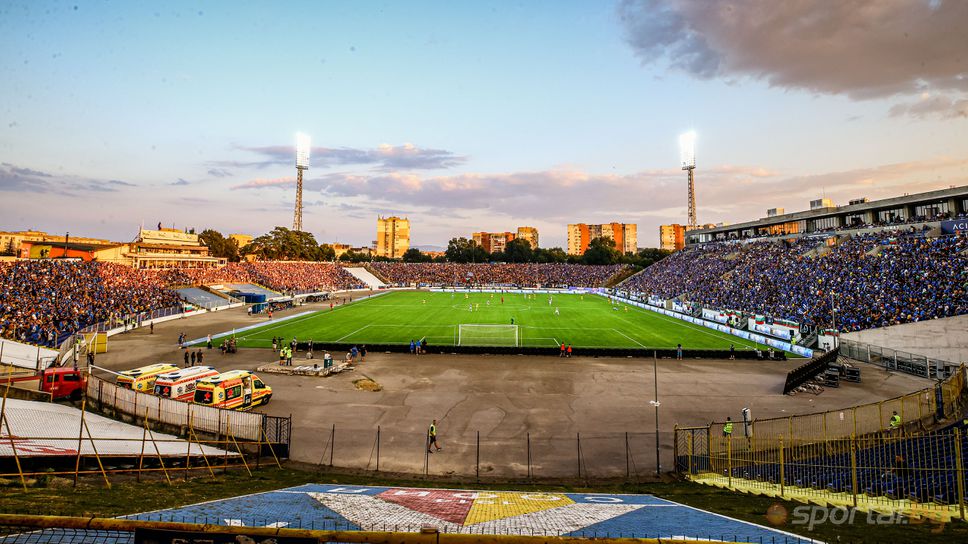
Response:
[679,131,697,229]
[293,132,311,232]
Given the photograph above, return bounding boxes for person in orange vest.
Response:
[560,343,566,357]
[566,344,573,358]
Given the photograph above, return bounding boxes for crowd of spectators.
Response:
[621,231,968,332]
[370,263,628,288]
[715,211,963,243]
[0,261,181,347]
[156,262,362,293]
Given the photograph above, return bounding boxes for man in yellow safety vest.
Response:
[723,417,733,438]
[428,419,442,453]
[889,411,901,432]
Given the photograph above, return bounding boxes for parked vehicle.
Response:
[193,370,271,410]
[0,367,87,401]
[116,363,179,392]
[152,366,219,401]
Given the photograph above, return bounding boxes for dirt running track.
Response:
[90,299,930,481]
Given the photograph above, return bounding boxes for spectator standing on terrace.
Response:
[207,335,212,349]
[361,345,367,362]
[676,344,683,360]
[149,322,153,334]
[190,351,196,366]
[197,350,204,366]
[184,350,189,367]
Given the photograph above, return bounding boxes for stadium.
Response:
[3,2,968,543]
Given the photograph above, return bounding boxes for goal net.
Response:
[458,324,519,347]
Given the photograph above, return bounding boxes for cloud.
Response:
[223,143,467,170]
[619,0,968,118]
[230,176,295,190]
[0,163,139,195]
[889,94,968,119]
[207,168,233,178]
[171,178,191,186]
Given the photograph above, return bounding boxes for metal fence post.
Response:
[330,424,335,466]
[576,432,582,480]
[778,436,785,498]
[849,434,858,508]
[476,430,480,482]
[527,432,532,480]
[626,431,631,479]
[376,426,380,472]
[726,435,732,487]
[955,428,966,521]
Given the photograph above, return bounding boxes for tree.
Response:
[503,238,534,263]
[582,236,621,265]
[318,244,336,262]
[339,250,371,263]
[402,248,432,263]
[241,227,322,260]
[445,237,489,263]
[198,229,240,262]
[534,247,568,263]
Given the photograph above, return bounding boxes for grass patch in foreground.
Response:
[0,467,962,543]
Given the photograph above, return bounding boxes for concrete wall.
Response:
[843,315,968,364]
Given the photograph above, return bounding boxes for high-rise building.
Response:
[567,223,637,255]
[471,226,539,253]
[471,231,515,253]
[376,216,410,259]
[659,224,686,251]
[516,226,539,249]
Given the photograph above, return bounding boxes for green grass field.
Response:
[234,291,776,352]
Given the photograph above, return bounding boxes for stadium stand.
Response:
[0,260,181,347]
[370,263,629,288]
[157,262,363,293]
[622,230,968,332]
[175,287,234,310]
[344,266,386,289]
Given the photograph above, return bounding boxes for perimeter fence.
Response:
[675,365,968,521]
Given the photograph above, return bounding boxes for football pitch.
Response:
[233,291,774,352]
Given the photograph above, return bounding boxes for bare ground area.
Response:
[89,302,931,480]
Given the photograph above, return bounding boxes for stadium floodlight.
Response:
[293,132,310,232]
[679,130,698,229]
[679,130,696,171]
[295,132,311,170]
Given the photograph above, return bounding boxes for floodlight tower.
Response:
[293,132,311,232]
[679,131,697,229]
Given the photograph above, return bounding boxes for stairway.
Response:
[343,267,386,289]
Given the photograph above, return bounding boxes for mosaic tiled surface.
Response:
[124,484,817,543]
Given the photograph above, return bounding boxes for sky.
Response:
[1,0,966,249]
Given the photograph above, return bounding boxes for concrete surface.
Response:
[89,300,933,480]
[843,314,968,365]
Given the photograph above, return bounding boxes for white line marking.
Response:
[335,324,371,342]
[612,328,645,348]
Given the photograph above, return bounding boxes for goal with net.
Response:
[457,324,519,347]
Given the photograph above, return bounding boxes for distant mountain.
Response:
[413,245,446,252]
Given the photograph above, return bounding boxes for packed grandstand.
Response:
[2,227,966,348]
